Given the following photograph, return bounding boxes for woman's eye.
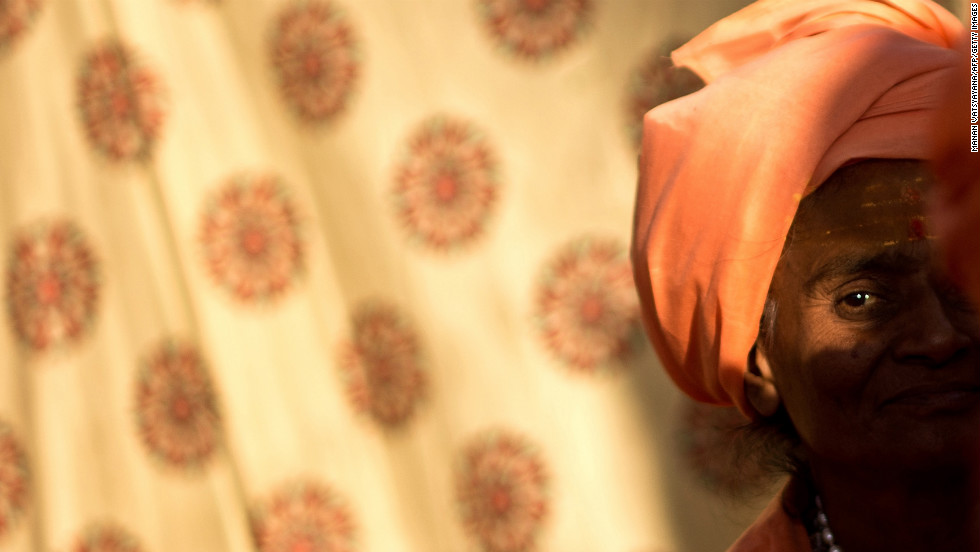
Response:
[835,290,886,319]
[840,292,875,309]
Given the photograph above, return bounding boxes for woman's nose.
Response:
[893,284,977,367]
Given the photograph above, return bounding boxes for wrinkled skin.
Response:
[754,159,980,552]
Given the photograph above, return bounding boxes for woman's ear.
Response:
[744,344,781,418]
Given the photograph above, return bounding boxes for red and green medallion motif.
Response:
[338,301,426,427]
[0,421,29,541]
[270,0,360,123]
[135,339,222,469]
[251,480,357,552]
[624,38,703,148]
[477,0,593,61]
[0,0,43,53]
[393,116,499,251]
[76,40,166,161]
[5,219,100,352]
[535,237,640,372]
[456,430,549,552]
[72,523,143,552]
[199,173,304,303]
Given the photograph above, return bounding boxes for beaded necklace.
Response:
[809,494,842,552]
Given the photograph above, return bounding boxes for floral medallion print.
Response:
[392,116,499,251]
[270,0,360,123]
[477,0,593,61]
[0,0,42,53]
[251,480,357,552]
[72,523,142,552]
[535,237,640,373]
[5,219,100,352]
[0,421,29,541]
[76,40,166,161]
[199,173,304,303]
[135,339,222,469]
[678,399,769,496]
[338,301,425,427]
[624,38,703,149]
[456,430,548,552]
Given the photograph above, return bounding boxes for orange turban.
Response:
[631,0,966,414]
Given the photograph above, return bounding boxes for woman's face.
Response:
[762,160,980,470]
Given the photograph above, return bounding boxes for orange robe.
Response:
[726,483,810,552]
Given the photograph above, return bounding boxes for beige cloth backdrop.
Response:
[0,0,825,551]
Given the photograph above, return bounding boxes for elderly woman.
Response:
[631,1,980,551]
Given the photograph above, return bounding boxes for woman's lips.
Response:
[882,382,980,412]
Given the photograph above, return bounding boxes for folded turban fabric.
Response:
[631,0,966,414]
[930,33,980,307]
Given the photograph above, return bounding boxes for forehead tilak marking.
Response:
[815,179,932,244]
[906,215,927,241]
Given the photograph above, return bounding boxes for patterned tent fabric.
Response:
[7,0,966,550]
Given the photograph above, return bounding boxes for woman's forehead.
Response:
[792,160,934,245]
[773,160,937,287]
